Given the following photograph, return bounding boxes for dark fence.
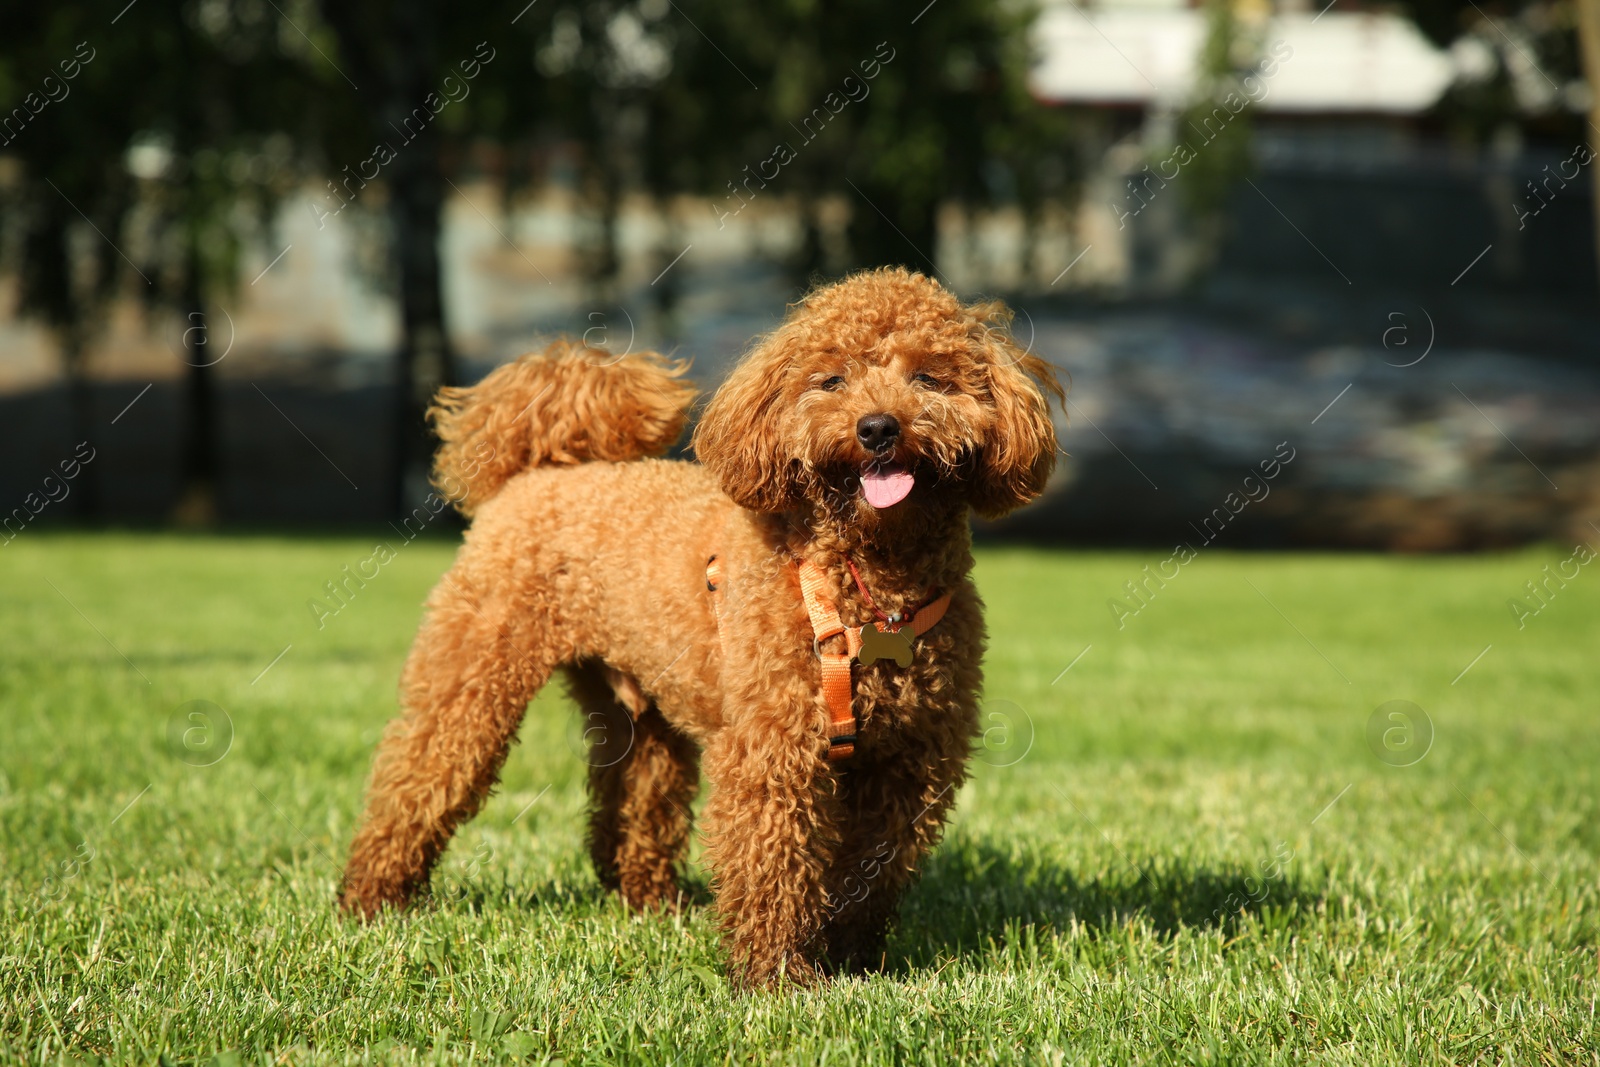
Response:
[1217,147,1596,295]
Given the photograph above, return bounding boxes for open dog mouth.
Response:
[859,459,915,509]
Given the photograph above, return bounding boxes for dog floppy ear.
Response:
[968,322,1065,519]
[693,333,799,512]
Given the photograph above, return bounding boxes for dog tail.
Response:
[428,340,696,516]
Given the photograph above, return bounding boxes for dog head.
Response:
[693,268,1063,523]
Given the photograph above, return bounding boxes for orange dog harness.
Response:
[706,554,951,760]
[797,560,950,759]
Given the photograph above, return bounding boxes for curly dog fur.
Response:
[339,267,1064,989]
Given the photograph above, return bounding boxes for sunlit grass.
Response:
[2,532,1596,1064]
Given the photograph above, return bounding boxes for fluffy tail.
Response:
[428,340,696,516]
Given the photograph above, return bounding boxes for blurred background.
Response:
[2,0,1598,550]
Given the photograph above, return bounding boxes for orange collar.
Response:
[795,559,951,760]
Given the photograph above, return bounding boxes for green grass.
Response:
[2,532,1597,1065]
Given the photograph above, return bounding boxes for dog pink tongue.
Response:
[861,464,915,509]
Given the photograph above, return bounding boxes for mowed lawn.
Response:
[2,532,1597,1065]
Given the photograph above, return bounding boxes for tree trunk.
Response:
[1019,202,1039,290]
[316,0,458,518]
[650,196,685,347]
[62,326,101,522]
[173,239,218,526]
[389,142,455,517]
[585,91,626,305]
[384,0,457,518]
[846,180,939,276]
[26,199,101,519]
[1577,0,1600,282]
[593,168,622,298]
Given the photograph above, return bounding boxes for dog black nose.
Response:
[856,413,899,453]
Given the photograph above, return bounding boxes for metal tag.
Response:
[858,623,914,667]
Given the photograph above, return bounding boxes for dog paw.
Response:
[732,954,826,992]
[337,879,414,921]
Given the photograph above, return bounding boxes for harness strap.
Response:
[706,554,726,645]
[796,561,861,759]
[706,553,951,763]
[796,560,952,761]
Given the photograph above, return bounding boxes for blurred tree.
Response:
[669,0,1080,279]
[316,0,468,515]
[525,0,679,301]
[1577,0,1600,276]
[1,15,125,519]
[1176,0,1257,223]
[829,0,1046,273]
[528,0,1082,288]
[1398,0,1596,281]
[0,2,328,521]
[1146,0,1262,284]
[4,0,1086,533]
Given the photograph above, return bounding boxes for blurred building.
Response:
[1030,0,1597,297]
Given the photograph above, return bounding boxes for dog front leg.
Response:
[819,748,968,972]
[701,715,842,990]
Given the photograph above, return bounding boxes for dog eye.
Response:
[819,376,846,391]
[912,373,940,389]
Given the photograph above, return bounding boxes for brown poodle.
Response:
[339,267,1063,989]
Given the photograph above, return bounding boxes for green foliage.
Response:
[1,0,1080,332]
[0,3,337,333]
[1172,0,1256,222]
[460,0,1081,275]
[2,533,1596,1063]
[1404,0,1590,147]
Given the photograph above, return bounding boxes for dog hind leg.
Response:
[566,661,700,910]
[339,572,566,918]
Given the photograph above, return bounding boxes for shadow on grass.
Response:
[429,838,1325,979]
[888,837,1326,971]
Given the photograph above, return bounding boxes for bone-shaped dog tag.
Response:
[858,623,914,667]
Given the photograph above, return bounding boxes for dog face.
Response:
[694,268,1063,520]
